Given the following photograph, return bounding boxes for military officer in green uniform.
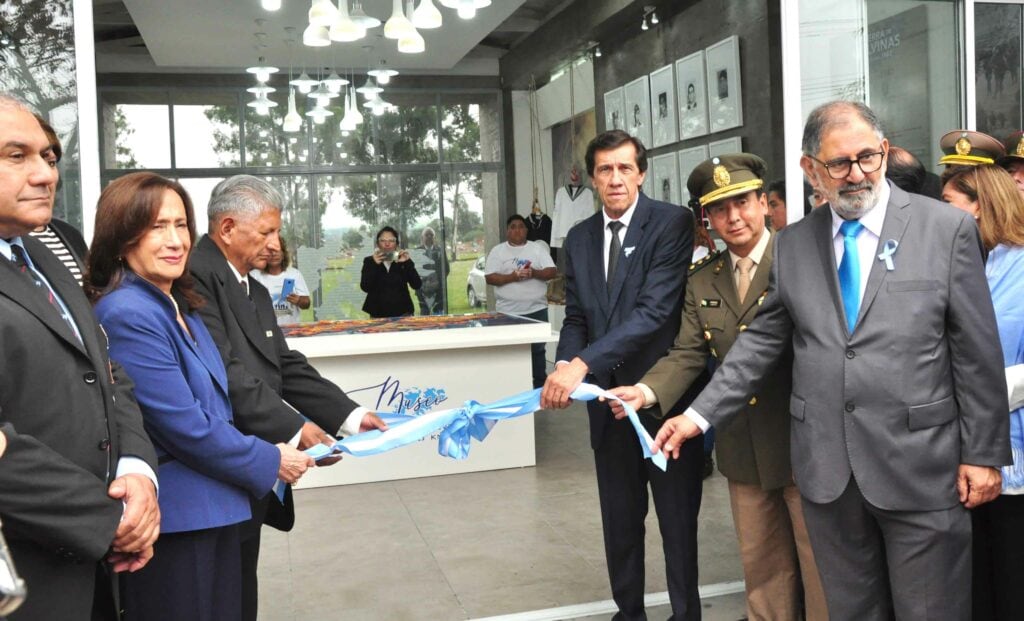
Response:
[610,154,827,621]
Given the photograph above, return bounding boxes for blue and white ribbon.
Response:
[303,382,667,471]
[877,239,898,271]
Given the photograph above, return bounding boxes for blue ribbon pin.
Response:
[877,239,898,271]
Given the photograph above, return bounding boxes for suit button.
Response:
[845,401,855,412]
[846,350,856,359]
[83,372,98,384]
[98,439,110,451]
[739,324,748,332]
[748,397,757,406]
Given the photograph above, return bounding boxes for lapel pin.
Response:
[877,239,899,271]
[624,246,635,257]
[265,330,274,338]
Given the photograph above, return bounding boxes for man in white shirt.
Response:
[485,214,556,388]
[650,101,1011,620]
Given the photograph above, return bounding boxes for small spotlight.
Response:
[650,11,658,25]
[641,16,648,31]
[594,46,602,58]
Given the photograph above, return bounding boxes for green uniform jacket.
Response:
[643,232,793,490]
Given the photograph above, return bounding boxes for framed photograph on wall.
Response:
[708,136,743,157]
[603,87,625,132]
[678,144,709,206]
[675,51,709,139]
[623,75,652,147]
[650,152,681,205]
[705,35,743,132]
[649,64,677,147]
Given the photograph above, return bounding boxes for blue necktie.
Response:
[838,220,864,334]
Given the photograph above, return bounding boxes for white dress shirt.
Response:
[602,195,640,279]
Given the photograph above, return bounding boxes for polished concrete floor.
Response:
[256,399,747,620]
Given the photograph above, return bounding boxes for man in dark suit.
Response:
[541,130,699,620]
[654,101,1012,619]
[188,175,386,621]
[0,94,159,620]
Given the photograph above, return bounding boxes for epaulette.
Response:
[689,249,721,274]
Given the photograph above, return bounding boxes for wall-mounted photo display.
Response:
[623,75,652,148]
[675,50,709,139]
[650,152,681,205]
[603,87,625,132]
[708,136,743,158]
[649,64,678,148]
[705,35,743,132]
[678,144,710,206]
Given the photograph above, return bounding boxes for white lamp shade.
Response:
[308,0,338,27]
[438,0,490,19]
[355,77,383,96]
[368,67,399,85]
[290,72,319,94]
[397,28,425,54]
[412,0,442,29]
[283,90,303,132]
[384,0,414,39]
[350,1,382,28]
[261,0,282,11]
[329,0,365,42]
[302,24,331,47]
[323,71,350,92]
[246,84,276,95]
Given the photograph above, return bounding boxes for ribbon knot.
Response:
[877,239,898,271]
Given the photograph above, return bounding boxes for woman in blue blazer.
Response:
[86,172,314,621]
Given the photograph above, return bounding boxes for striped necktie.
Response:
[9,243,81,340]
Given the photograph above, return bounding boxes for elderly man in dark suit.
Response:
[188,175,386,621]
[541,130,699,621]
[0,94,159,620]
[654,101,1012,620]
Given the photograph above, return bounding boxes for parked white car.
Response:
[466,256,487,308]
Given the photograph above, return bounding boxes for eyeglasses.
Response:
[808,150,886,179]
[378,238,398,243]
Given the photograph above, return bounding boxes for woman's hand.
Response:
[396,249,411,262]
[372,249,385,264]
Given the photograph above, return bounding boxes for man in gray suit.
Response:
[652,101,1012,620]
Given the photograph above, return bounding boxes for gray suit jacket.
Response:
[692,183,1011,511]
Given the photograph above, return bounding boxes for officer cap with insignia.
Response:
[1000,130,1024,163]
[687,153,768,208]
[938,130,1005,166]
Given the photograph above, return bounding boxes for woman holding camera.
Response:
[360,226,422,318]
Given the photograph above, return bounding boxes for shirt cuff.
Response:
[635,383,658,409]
[116,456,159,495]
[1007,364,1024,412]
[338,407,370,437]
[555,360,569,367]
[683,407,711,433]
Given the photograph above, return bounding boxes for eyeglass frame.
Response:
[806,148,887,180]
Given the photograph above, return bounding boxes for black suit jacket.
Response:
[556,193,694,447]
[189,236,360,528]
[0,236,156,621]
[360,256,422,318]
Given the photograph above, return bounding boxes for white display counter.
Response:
[284,313,556,488]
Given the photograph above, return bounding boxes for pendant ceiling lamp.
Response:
[247,93,278,115]
[323,70,349,92]
[246,84,276,95]
[350,1,382,29]
[329,0,365,42]
[356,76,383,98]
[246,59,279,83]
[290,71,319,94]
[283,88,303,132]
[439,0,490,20]
[397,1,424,53]
[412,0,443,29]
[308,0,338,27]
[384,0,415,39]
[262,0,282,10]
[368,61,399,85]
[339,89,358,131]
[306,104,334,124]
[303,23,330,46]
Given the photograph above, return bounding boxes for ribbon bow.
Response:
[877,239,898,271]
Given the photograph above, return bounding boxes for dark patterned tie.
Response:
[607,220,624,294]
[9,243,81,340]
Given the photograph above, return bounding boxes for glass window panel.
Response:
[975,3,1022,138]
[311,91,371,167]
[441,172,489,316]
[441,93,500,163]
[243,93,309,167]
[799,0,959,167]
[175,177,226,238]
[375,93,439,165]
[107,104,172,169]
[172,91,241,168]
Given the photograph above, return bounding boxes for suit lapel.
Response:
[583,215,610,317]
[812,206,849,335]
[856,186,910,329]
[607,195,651,311]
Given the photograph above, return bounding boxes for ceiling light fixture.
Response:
[642,5,657,29]
[308,0,338,27]
[306,104,334,124]
[439,0,491,20]
[641,16,648,30]
[246,58,279,82]
[291,71,319,93]
[397,0,425,53]
[356,76,384,98]
[283,88,303,132]
[247,93,278,115]
[412,0,443,29]
[261,0,282,11]
[330,0,365,42]
[247,84,276,95]
[368,60,399,85]
[350,1,382,29]
[323,69,349,92]
[303,23,331,46]
[384,0,415,39]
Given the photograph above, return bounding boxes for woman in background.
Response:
[251,237,310,325]
[941,163,1024,621]
[360,226,422,318]
[87,172,312,621]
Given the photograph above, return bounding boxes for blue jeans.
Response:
[522,308,548,388]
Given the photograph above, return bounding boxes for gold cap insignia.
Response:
[1016,139,1024,157]
[955,135,971,156]
[713,165,731,188]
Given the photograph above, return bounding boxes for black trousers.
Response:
[121,524,242,621]
[972,493,1024,621]
[593,414,704,621]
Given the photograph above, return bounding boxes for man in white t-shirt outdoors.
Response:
[485,214,558,388]
[251,237,311,326]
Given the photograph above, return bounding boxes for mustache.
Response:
[838,181,873,195]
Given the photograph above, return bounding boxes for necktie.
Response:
[838,219,865,334]
[9,244,81,340]
[735,256,754,303]
[607,220,624,294]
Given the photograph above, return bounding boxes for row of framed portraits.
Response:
[604,35,743,149]
[645,136,743,207]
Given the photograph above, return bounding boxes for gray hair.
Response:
[207,175,283,223]
[0,92,36,115]
[802,101,885,155]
